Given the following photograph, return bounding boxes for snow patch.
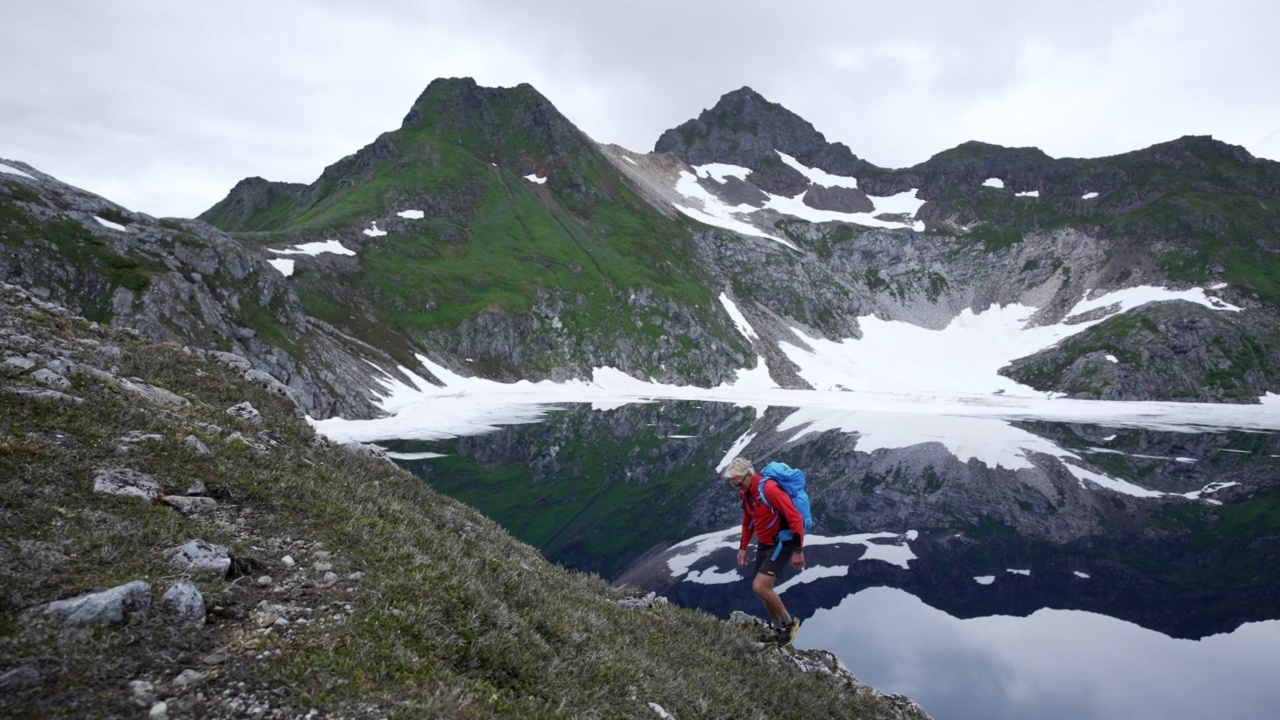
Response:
[718,293,758,341]
[524,173,547,185]
[1073,571,1091,579]
[94,216,127,232]
[383,451,446,460]
[775,151,858,189]
[983,178,1005,189]
[1016,190,1040,197]
[0,162,35,179]
[1007,568,1031,576]
[397,209,425,219]
[974,576,996,585]
[1105,354,1119,363]
[363,222,387,237]
[269,240,356,257]
[267,258,295,277]
[1082,192,1099,200]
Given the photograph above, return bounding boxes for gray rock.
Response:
[618,591,669,610]
[70,363,115,381]
[1,355,35,376]
[244,369,296,402]
[172,669,206,689]
[184,435,211,456]
[0,664,41,691]
[4,386,82,403]
[30,367,71,389]
[226,402,262,424]
[186,478,207,494]
[159,581,205,627]
[209,351,251,371]
[322,571,339,585]
[93,468,161,502]
[168,539,231,576]
[119,378,189,408]
[162,495,217,515]
[128,679,156,707]
[342,442,388,460]
[149,701,168,720]
[803,184,874,213]
[38,580,151,626]
[96,345,122,360]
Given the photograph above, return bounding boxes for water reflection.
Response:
[801,587,1280,720]
[382,400,1280,719]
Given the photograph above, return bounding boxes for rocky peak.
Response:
[655,86,873,196]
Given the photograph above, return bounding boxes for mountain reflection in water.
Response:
[385,400,1280,720]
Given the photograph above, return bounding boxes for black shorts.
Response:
[754,537,802,577]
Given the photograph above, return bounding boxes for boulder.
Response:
[93,468,161,502]
[161,496,217,515]
[37,580,152,626]
[168,539,231,576]
[159,581,205,627]
[226,402,262,424]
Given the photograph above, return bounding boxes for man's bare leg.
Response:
[752,572,788,623]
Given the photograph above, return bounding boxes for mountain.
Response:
[199,78,750,391]
[5,77,1280,421]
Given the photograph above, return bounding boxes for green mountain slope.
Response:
[201,78,749,384]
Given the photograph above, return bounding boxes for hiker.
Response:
[724,456,806,647]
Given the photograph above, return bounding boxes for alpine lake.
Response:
[378,400,1280,720]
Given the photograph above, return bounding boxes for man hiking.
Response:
[724,456,805,647]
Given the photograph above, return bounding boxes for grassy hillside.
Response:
[199,79,744,382]
[0,283,926,719]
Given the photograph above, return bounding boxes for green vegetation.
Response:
[0,197,161,322]
[197,81,741,380]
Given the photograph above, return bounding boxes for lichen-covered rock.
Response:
[168,539,231,576]
[37,580,151,626]
[93,468,161,501]
[159,581,205,627]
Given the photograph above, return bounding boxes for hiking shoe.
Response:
[776,617,800,648]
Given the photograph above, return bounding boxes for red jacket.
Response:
[739,473,806,550]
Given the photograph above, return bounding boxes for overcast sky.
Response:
[3,0,1278,219]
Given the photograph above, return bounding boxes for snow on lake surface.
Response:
[0,161,35,179]
[269,240,355,256]
[94,216,127,232]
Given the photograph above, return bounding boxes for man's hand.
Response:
[791,550,805,571]
[736,548,747,567]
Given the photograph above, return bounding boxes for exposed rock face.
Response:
[1000,301,1280,401]
[0,160,414,420]
[654,86,875,195]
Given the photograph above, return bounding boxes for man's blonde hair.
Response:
[722,457,754,480]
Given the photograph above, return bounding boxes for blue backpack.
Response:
[757,462,814,541]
